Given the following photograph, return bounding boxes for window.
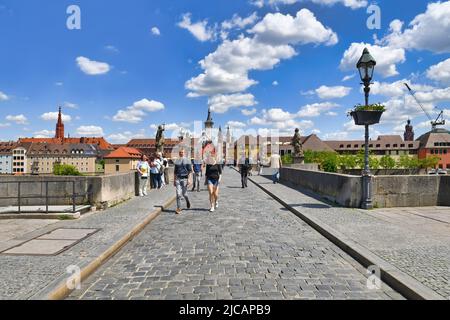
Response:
[354,145,359,148]
[376,144,381,148]
[409,144,414,148]
[347,145,351,148]
[401,144,405,148]
[393,144,398,148]
[386,144,391,148]
[116,165,120,172]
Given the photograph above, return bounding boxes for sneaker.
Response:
[215,201,219,209]
[186,199,191,209]
[176,208,182,215]
[210,206,215,213]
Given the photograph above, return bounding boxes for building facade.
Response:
[24,143,100,175]
[104,147,142,174]
[325,135,420,159]
[12,145,28,175]
[0,142,15,174]
[417,129,450,170]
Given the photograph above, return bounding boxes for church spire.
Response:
[205,107,214,129]
[55,106,65,140]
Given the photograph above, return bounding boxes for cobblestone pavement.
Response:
[0,187,174,299]
[250,175,450,300]
[69,168,402,300]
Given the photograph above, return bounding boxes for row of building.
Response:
[1,108,449,175]
[0,108,114,175]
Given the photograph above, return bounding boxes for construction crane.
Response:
[404,83,446,131]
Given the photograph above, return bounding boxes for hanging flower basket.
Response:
[349,104,385,126]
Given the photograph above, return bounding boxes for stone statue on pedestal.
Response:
[156,125,165,153]
[291,128,305,164]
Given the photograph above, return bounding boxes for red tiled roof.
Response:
[18,137,113,150]
[104,147,142,159]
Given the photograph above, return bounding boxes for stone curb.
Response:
[32,195,176,300]
[248,175,446,301]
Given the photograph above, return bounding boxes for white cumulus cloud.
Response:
[0,91,9,101]
[315,86,352,99]
[113,99,165,123]
[76,126,104,137]
[208,93,257,114]
[40,112,72,122]
[76,56,111,75]
[151,27,161,36]
[6,114,28,125]
[379,2,450,54]
[249,9,338,46]
[427,58,450,84]
[178,13,216,42]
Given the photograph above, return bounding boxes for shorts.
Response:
[207,178,220,187]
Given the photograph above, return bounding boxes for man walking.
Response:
[269,152,283,184]
[192,157,203,192]
[239,157,250,188]
[174,149,192,215]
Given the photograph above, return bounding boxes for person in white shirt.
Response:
[269,153,283,184]
[137,155,150,196]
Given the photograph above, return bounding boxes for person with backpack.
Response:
[191,156,203,192]
[174,149,192,215]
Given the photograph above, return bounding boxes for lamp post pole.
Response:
[357,48,376,210]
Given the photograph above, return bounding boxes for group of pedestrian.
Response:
[137,152,169,197]
[173,148,223,214]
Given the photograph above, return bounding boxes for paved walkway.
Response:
[250,174,450,299]
[69,168,401,300]
[0,186,174,300]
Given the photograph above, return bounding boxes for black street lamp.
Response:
[357,48,377,106]
[357,48,377,210]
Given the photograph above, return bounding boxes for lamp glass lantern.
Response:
[357,48,377,84]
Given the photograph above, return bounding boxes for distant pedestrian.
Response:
[150,156,162,189]
[162,154,170,185]
[205,151,222,212]
[174,149,192,215]
[137,155,150,197]
[192,157,203,192]
[257,158,263,176]
[269,153,283,184]
[239,157,251,188]
[156,152,166,188]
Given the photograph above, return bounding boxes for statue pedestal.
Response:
[292,156,305,165]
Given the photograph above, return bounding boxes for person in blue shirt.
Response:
[174,149,192,215]
[191,157,203,192]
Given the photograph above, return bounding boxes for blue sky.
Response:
[0,0,449,143]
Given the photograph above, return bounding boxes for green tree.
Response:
[322,154,338,173]
[338,154,357,170]
[53,163,81,176]
[369,156,380,170]
[281,153,293,165]
[380,155,396,170]
[419,156,441,170]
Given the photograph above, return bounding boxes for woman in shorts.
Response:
[205,151,222,212]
